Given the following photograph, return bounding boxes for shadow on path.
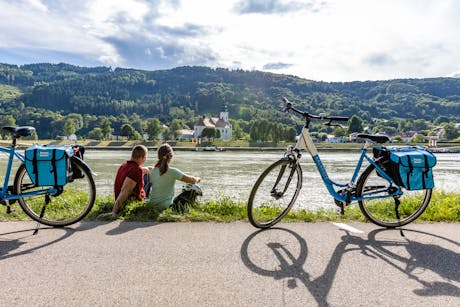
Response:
[0,226,75,261]
[241,227,460,306]
[104,220,163,236]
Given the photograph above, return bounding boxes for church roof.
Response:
[194,116,230,128]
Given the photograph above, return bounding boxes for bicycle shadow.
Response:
[0,219,110,260]
[240,226,460,305]
[0,226,75,261]
[367,228,460,297]
[0,218,161,259]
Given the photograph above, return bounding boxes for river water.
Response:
[83,150,459,210]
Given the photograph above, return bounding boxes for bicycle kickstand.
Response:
[3,200,16,214]
[33,195,51,235]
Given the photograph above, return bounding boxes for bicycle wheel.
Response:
[14,157,96,227]
[356,164,431,228]
[248,159,302,228]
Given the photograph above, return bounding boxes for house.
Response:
[194,111,232,140]
[176,129,194,141]
[325,134,343,143]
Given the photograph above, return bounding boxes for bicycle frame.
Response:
[0,145,58,203]
[293,125,402,203]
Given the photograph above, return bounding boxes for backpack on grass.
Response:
[171,184,203,214]
[373,145,437,190]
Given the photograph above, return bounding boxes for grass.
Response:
[2,191,457,224]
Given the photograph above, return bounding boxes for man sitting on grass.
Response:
[98,145,149,220]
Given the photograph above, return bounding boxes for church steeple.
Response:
[220,105,229,122]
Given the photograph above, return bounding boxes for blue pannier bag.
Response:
[25,145,74,186]
[374,146,436,190]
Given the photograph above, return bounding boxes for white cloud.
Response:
[0,0,459,81]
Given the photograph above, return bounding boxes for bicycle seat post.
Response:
[11,136,17,148]
[363,140,372,150]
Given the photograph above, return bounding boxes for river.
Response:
[83,150,459,210]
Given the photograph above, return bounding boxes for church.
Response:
[193,110,232,140]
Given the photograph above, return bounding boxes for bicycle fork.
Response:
[271,160,297,199]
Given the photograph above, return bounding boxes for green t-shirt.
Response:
[148,166,184,210]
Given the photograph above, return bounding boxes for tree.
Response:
[443,123,460,140]
[145,118,162,140]
[333,126,346,137]
[88,127,104,140]
[231,121,242,140]
[201,127,220,140]
[0,114,16,127]
[63,118,77,137]
[100,118,112,140]
[120,124,137,140]
[130,114,143,135]
[347,115,363,134]
[66,113,83,131]
[285,127,297,142]
[0,115,16,139]
[411,134,425,143]
[169,119,184,139]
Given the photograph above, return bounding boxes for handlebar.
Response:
[282,97,349,123]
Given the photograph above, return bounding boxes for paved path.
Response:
[1,221,459,306]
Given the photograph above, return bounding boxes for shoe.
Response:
[97,212,118,221]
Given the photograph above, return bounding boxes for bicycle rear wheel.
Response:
[247,159,302,228]
[14,157,96,227]
[356,164,431,228]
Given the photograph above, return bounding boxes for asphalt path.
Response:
[1,221,459,306]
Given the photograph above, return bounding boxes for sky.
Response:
[1,0,460,82]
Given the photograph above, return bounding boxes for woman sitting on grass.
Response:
[148,144,200,213]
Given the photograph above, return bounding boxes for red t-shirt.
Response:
[114,160,145,200]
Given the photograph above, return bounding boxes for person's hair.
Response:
[131,145,148,160]
[155,143,173,175]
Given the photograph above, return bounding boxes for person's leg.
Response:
[143,174,151,198]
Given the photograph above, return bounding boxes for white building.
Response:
[176,129,194,141]
[194,111,232,140]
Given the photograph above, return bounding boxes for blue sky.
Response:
[1,0,459,81]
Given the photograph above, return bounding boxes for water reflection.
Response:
[83,150,460,210]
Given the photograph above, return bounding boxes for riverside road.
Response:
[1,221,459,306]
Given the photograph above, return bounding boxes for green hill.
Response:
[0,63,459,140]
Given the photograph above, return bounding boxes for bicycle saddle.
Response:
[356,133,390,144]
[2,126,36,138]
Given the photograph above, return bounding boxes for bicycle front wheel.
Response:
[14,157,96,227]
[356,164,431,228]
[248,159,302,229]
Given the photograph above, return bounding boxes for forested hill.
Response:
[0,62,459,139]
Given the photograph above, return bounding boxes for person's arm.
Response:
[112,177,137,214]
[180,174,200,184]
[142,166,152,174]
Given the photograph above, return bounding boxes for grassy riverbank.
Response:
[1,192,458,224]
[95,190,459,223]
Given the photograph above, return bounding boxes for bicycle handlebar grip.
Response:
[281,97,292,112]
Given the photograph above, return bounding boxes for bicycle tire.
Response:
[247,159,302,229]
[356,164,431,228]
[14,156,96,227]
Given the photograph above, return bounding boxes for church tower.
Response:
[220,105,229,122]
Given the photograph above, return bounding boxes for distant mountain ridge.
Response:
[1,62,460,124]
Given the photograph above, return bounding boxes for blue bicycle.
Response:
[1,126,96,227]
[247,98,432,228]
